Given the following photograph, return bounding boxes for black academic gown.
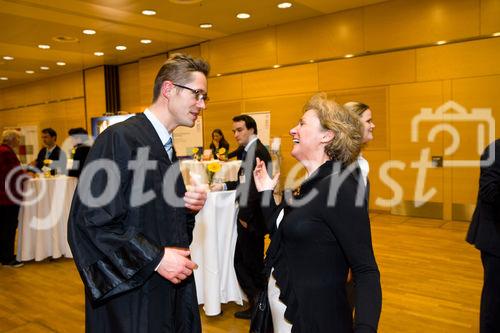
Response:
[68,113,200,333]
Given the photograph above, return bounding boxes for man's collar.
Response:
[244,135,258,151]
[144,108,172,146]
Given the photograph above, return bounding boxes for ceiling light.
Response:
[2,56,14,60]
[236,13,251,19]
[308,59,315,63]
[436,40,447,45]
[273,64,280,68]
[94,51,104,56]
[40,66,50,70]
[216,73,222,77]
[142,9,156,16]
[140,39,152,44]
[199,23,213,29]
[25,70,35,74]
[38,44,51,49]
[82,29,96,35]
[115,45,127,51]
[56,61,66,66]
[492,32,500,37]
[344,54,354,58]
[277,2,293,9]
[0,77,8,81]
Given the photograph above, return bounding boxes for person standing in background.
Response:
[67,127,91,178]
[466,139,500,333]
[211,115,272,319]
[30,128,66,175]
[209,128,229,160]
[0,130,26,267]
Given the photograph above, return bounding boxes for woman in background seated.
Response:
[253,93,381,332]
[209,128,229,160]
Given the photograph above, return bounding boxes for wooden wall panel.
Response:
[205,28,277,75]
[416,38,500,81]
[363,150,392,212]
[49,72,84,101]
[207,74,242,102]
[276,8,364,64]
[119,62,141,114]
[389,81,445,202]
[364,0,480,51]
[1,86,26,109]
[318,50,416,91]
[139,54,167,107]
[481,0,500,34]
[242,64,318,99]
[170,45,201,58]
[84,66,106,127]
[24,81,51,105]
[202,101,243,153]
[450,75,500,204]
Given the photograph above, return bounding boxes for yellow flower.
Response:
[207,161,222,173]
[71,148,76,156]
[192,147,199,154]
[43,159,53,165]
[218,147,226,155]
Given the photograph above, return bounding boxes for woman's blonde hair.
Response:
[1,129,21,145]
[303,93,363,165]
[343,101,370,117]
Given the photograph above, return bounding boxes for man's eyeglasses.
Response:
[173,83,209,102]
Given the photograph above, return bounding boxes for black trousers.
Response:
[480,251,500,333]
[234,221,265,305]
[0,204,20,264]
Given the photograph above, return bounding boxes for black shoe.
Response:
[234,308,252,319]
[6,260,24,268]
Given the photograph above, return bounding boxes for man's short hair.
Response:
[232,115,258,135]
[68,127,88,136]
[152,53,210,103]
[42,128,57,138]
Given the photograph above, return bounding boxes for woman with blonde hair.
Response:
[253,94,381,332]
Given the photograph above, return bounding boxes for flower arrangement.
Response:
[217,147,227,161]
[42,159,53,177]
[192,147,201,161]
[206,161,222,184]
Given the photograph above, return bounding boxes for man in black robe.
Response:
[68,53,210,333]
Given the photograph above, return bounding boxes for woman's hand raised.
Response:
[253,157,279,192]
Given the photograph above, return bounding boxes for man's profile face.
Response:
[41,132,56,147]
[232,121,253,146]
[168,71,207,128]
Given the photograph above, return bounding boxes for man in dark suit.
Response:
[211,114,272,319]
[466,139,500,333]
[30,128,66,174]
[67,127,91,178]
[68,53,209,333]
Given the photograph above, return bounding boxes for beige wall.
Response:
[1,0,499,218]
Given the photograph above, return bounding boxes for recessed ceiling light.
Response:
[199,23,213,29]
[56,61,66,66]
[344,54,354,58]
[0,77,8,81]
[492,32,500,37]
[308,59,315,63]
[142,9,156,16]
[82,29,96,35]
[277,2,293,9]
[40,66,50,70]
[2,56,14,60]
[273,64,280,68]
[216,73,222,77]
[140,39,152,44]
[25,70,35,74]
[236,13,251,19]
[436,40,447,45]
[115,45,127,51]
[38,44,51,49]
[94,51,104,56]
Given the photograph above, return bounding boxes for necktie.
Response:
[165,137,173,161]
[241,149,247,161]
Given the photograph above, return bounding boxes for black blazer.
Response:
[35,145,67,174]
[226,139,272,232]
[68,144,91,178]
[467,139,500,256]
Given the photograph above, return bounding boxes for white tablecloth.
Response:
[180,160,241,185]
[17,176,77,261]
[190,190,244,315]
